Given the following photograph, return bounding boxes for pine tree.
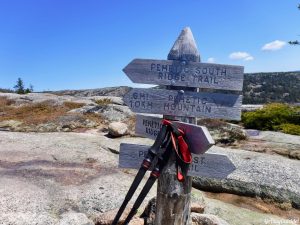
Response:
[25,84,34,94]
[13,78,25,94]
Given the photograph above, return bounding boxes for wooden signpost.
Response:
[119,144,236,179]
[119,27,244,225]
[124,88,242,120]
[135,114,214,154]
[123,59,244,91]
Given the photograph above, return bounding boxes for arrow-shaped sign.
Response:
[124,88,242,120]
[123,59,244,91]
[119,144,236,179]
[135,114,214,154]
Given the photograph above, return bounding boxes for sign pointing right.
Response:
[123,59,244,91]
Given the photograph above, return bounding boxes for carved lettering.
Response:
[157,72,186,82]
[129,100,153,110]
[146,127,159,136]
[162,64,168,72]
[164,103,212,114]
[193,75,218,84]
[189,164,200,172]
[142,119,162,129]
[132,92,149,100]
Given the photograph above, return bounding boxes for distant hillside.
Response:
[47,86,132,97]
[10,72,296,104]
[243,71,300,104]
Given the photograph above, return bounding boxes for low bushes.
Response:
[242,103,300,135]
[0,98,100,126]
[0,97,15,108]
[276,123,300,135]
[63,101,85,110]
[94,98,112,105]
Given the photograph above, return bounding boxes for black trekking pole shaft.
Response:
[121,143,172,225]
[111,125,169,225]
[121,176,157,225]
[111,167,147,225]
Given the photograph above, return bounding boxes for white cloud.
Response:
[262,40,286,51]
[229,52,254,61]
[245,56,254,61]
[207,57,216,63]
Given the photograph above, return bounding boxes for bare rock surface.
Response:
[0,131,297,225]
[255,131,300,145]
[108,122,129,137]
[70,104,134,122]
[94,104,134,121]
[0,92,125,109]
[237,130,300,159]
[0,131,156,225]
[191,202,205,214]
[191,213,230,225]
[58,212,94,225]
[197,119,247,144]
[191,189,298,225]
[193,146,300,209]
[0,92,96,106]
[131,191,298,225]
[48,86,131,97]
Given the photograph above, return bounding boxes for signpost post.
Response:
[119,27,244,225]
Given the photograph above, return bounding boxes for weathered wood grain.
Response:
[135,114,215,154]
[155,27,196,225]
[123,59,244,91]
[119,143,236,179]
[168,27,200,62]
[124,88,243,120]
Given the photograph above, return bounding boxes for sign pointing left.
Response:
[123,58,244,91]
[124,88,242,120]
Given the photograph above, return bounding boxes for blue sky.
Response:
[0,0,299,91]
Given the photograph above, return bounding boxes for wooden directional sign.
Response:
[118,28,243,225]
[135,114,214,154]
[123,59,244,91]
[119,144,236,179]
[124,88,242,120]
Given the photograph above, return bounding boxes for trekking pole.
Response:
[120,120,192,225]
[111,124,169,225]
[121,137,173,225]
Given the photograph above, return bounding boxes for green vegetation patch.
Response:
[276,123,300,136]
[243,72,300,104]
[242,103,300,135]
